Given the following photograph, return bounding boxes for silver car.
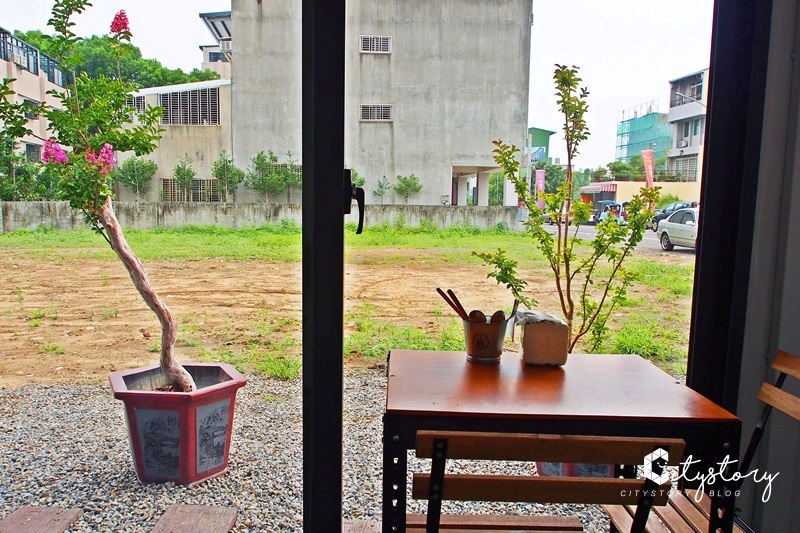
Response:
[656,208,699,251]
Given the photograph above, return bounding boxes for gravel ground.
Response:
[0,369,609,532]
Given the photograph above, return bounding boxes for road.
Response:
[541,223,696,253]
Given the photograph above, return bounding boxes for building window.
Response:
[161,178,220,202]
[360,104,393,121]
[208,52,229,63]
[23,99,40,119]
[674,156,698,182]
[360,35,392,54]
[159,87,220,126]
[694,119,701,136]
[683,121,690,138]
[25,143,42,162]
[126,95,145,115]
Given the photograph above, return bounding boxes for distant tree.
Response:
[393,173,422,204]
[282,151,302,204]
[211,151,245,202]
[372,176,390,204]
[573,168,591,194]
[607,160,635,181]
[591,166,608,182]
[350,168,365,187]
[245,150,285,202]
[172,154,195,201]
[113,156,157,202]
[489,172,505,206]
[14,30,220,88]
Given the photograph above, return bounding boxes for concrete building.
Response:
[230,0,532,206]
[121,79,233,202]
[0,27,64,160]
[667,69,708,186]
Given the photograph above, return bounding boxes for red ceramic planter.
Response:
[109,363,247,486]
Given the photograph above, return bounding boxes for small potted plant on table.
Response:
[2,0,246,485]
[475,65,658,476]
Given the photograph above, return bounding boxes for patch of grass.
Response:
[28,318,42,328]
[37,342,65,354]
[606,313,687,374]
[30,309,47,319]
[148,341,161,353]
[101,272,110,286]
[100,306,119,320]
[344,303,464,358]
[628,260,694,296]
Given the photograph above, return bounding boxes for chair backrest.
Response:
[738,350,800,482]
[413,430,685,532]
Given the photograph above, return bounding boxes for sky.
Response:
[1,0,714,170]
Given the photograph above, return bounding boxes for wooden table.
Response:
[382,350,741,533]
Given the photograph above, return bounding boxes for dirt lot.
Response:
[0,247,692,389]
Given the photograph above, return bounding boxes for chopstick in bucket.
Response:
[447,289,469,320]
[436,288,468,320]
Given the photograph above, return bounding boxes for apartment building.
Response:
[0,27,64,161]
[667,69,708,186]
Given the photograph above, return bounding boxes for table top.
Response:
[386,350,738,423]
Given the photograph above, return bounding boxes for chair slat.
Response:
[651,503,698,533]
[668,492,711,533]
[757,382,800,421]
[415,431,685,465]
[772,350,800,380]
[406,513,584,531]
[626,505,671,533]
[413,474,670,506]
[601,504,635,533]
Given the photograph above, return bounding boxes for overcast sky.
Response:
[3,1,714,169]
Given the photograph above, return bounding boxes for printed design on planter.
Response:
[197,399,231,473]
[136,409,180,478]
[473,334,490,350]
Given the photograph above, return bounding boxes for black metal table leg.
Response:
[383,414,407,532]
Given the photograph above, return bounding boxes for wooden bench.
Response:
[604,349,800,533]
[0,506,82,533]
[150,504,237,533]
[410,430,686,532]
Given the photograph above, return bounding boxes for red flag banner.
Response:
[642,149,655,189]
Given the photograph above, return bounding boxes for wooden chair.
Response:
[603,349,800,533]
[409,430,686,532]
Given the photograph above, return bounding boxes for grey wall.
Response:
[739,0,800,529]
[0,202,519,232]
[230,0,531,205]
[345,0,532,205]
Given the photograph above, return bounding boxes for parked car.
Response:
[652,201,692,231]
[656,208,699,251]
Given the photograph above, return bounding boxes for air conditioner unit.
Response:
[678,140,689,148]
[219,39,232,53]
[12,53,26,67]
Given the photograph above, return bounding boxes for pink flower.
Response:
[42,139,67,165]
[110,10,130,36]
[98,143,115,173]
[85,144,115,175]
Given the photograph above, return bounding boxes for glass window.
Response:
[683,121,690,138]
[694,119,701,136]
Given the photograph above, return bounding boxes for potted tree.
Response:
[476,64,658,358]
[475,65,658,477]
[2,0,246,485]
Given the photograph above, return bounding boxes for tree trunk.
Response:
[95,197,196,392]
